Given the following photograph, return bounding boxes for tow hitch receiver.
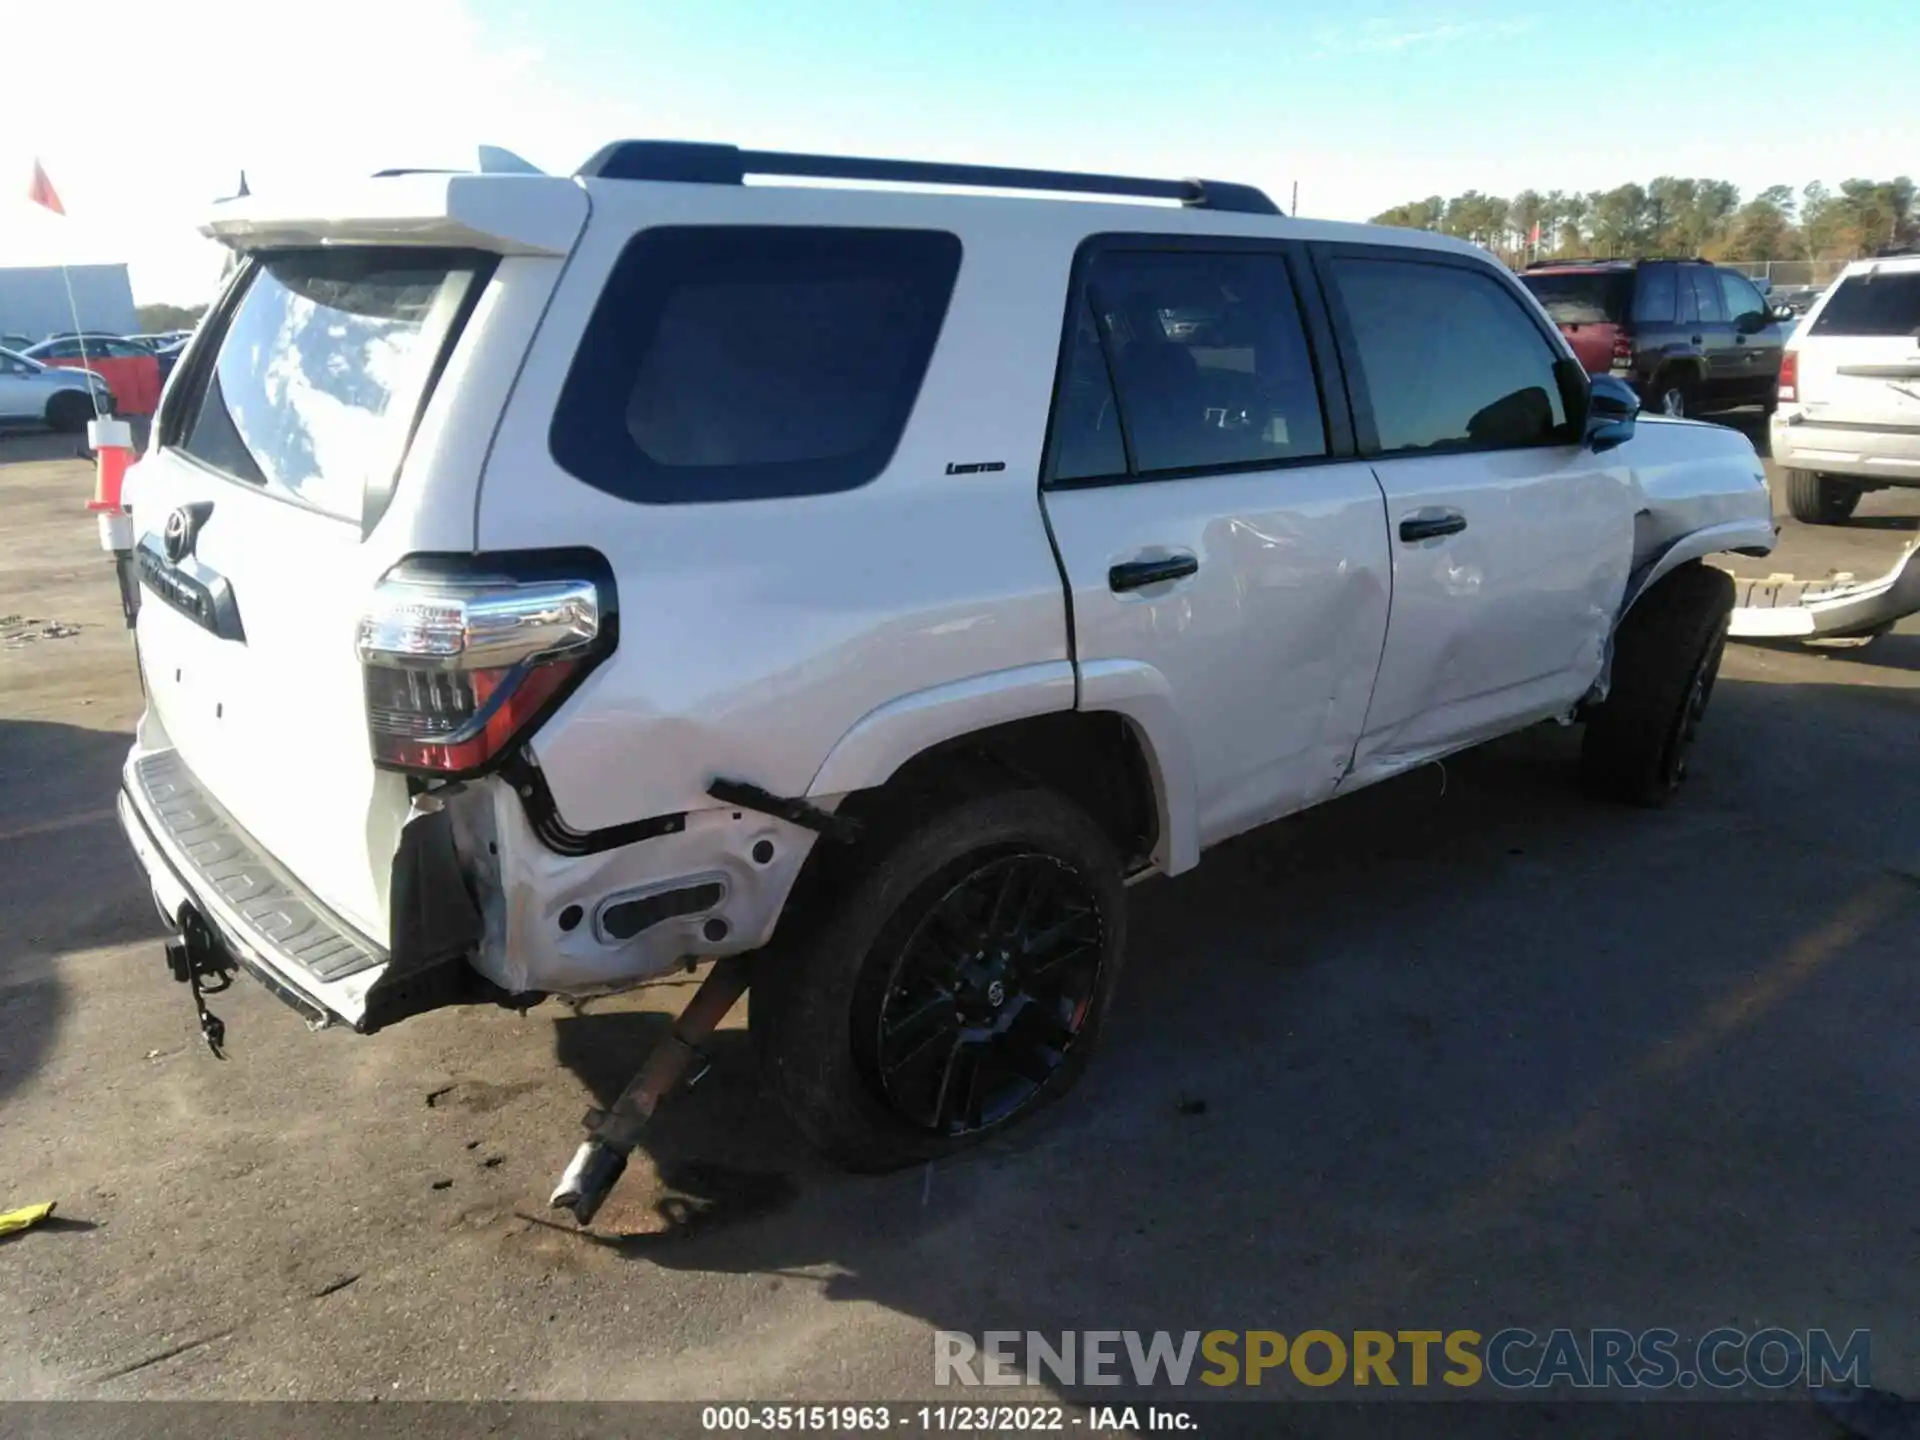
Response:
[165,906,235,1058]
[548,955,754,1225]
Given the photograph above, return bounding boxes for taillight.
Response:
[1777,349,1798,403]
[355,554,613,776]
[1610,329,1633,370]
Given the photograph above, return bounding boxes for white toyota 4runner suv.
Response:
[116,142,1776,1222]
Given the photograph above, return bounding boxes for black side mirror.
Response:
[1552,356,1592,434]
[1735,310,1771,335]
[1585,373,1640,452]
[1588,373,1640,420]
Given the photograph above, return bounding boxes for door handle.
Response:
[1690,335,1703,345]
[1109,554,1199,592]
[1399,512,1467,544]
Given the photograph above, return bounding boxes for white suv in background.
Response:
[116,142,1775,1223]
[1773,249,1920,523]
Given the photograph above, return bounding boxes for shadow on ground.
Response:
[0,718,159,1103]
[527,670,1917,1423]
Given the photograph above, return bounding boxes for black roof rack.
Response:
[574,140,1282,216]
[1524,255,1711,269]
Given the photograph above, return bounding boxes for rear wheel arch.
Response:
[1647,359,1704,415]
[778,710,1167,949]
[45,390,93,432]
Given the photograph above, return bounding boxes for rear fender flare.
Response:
[806,658,1201,878]
[807,663,1077,801]
[1074,659,1200,876]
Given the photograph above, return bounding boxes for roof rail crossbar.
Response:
[574,140,1281,215]
[1525,255,1711,269]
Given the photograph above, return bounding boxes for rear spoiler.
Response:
[200,173,587,257]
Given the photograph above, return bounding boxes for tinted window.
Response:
[1049,293,1128,482]
[1687,268,1726,323]
[1719,270,1767,323]
[1632,265,1678,323]
[1521,271,1630,325]
[176,250,485,522]
[551,227,961,504]
[1810,272,1920,337]
[1059,249,1325,477]
[1329,257,1569,454]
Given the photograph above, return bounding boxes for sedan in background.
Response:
[24,334,162,416]
[0,347,116,431]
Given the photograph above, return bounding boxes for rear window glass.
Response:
[1520,271,1630,325]
[550,226,962,504]
[1632,266,1678,323]
[1810,272,1920,337]
[172,250,486,522]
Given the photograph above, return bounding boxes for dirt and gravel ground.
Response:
[1,417,1916,1431]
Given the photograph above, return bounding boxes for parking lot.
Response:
[1,417,1916,1423]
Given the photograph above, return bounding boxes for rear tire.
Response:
[751,787,1126,1171]
[1652,371,1696,419]
[1582,563,1734,808]
[1784,469,1860,525]
[46,392,91,433]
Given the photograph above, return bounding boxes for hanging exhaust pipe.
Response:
[548,955,754,1225]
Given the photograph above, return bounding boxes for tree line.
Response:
[1369,177,1916,263]
[135,302,208,332]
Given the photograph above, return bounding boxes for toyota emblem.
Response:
[162,506,198,563]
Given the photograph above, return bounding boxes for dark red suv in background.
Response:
[1519,258,1795,419]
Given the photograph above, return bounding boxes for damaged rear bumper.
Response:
[1728,542,1920,641]
[117,747,502,1033]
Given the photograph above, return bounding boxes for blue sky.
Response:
[5,0,1915,301]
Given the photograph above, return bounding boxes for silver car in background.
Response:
[0,346,116,432]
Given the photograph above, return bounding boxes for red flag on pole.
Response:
[28,158,64,215]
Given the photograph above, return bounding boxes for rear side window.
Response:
[550,227,962,504]
[1632,266,1678,323]
[1048,248,1327,481]
[1686,267,1726,323]
[1329,256,1569,455]
[1521,271,1630,325]
[1810,272,1920,337]
[171,249,488,523]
